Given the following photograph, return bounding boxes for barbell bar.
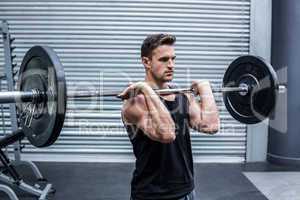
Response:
[68,85,251,98]
[0,46,286,148]
[0,82,288,104]
[0,85,250,104]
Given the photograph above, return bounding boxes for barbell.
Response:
[0,46,286,148]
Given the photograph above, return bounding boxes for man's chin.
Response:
[164,76,173,82]
[164,79,173,82]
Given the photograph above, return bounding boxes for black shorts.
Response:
[130,190,197,200]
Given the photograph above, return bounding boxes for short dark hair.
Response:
[141,33,176,58]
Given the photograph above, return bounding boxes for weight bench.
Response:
[0,129,55,200]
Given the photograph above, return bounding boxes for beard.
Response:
[151,70,173,83]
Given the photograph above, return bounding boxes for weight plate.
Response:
[223,55,278,124]
[17,46,67,147]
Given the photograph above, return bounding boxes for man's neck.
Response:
[145,77,169,89]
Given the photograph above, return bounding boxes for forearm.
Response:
[198,90,218,116]
[192,81,220,133]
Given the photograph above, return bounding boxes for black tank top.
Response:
[124,93,194,200]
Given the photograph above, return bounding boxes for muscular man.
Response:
[119,34,220,200]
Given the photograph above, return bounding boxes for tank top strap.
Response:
[176,93,190,119]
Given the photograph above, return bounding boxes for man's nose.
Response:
[168,59,174,69]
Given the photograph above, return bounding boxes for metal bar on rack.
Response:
[1,20,21,162]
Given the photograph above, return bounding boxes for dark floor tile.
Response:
[0,162,268,200]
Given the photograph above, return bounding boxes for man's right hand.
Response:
[117,82,151,100]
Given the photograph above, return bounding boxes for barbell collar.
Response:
[278,85,287,94]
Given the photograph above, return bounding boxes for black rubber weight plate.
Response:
[18,46,67,147]
[223,55,278,124]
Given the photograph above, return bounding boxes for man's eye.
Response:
[160,57,169,62]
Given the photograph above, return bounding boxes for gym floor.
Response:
[1,162,299,200]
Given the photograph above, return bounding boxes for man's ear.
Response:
[142,56,151,70]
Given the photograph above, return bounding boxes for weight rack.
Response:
[0,20,54,200]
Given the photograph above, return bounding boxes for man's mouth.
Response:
[165,71,174,75]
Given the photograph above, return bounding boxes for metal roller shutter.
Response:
[0,0,249,162]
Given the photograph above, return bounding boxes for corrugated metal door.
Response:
[0,0,249,162]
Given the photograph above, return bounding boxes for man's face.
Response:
[144,45,176,83]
